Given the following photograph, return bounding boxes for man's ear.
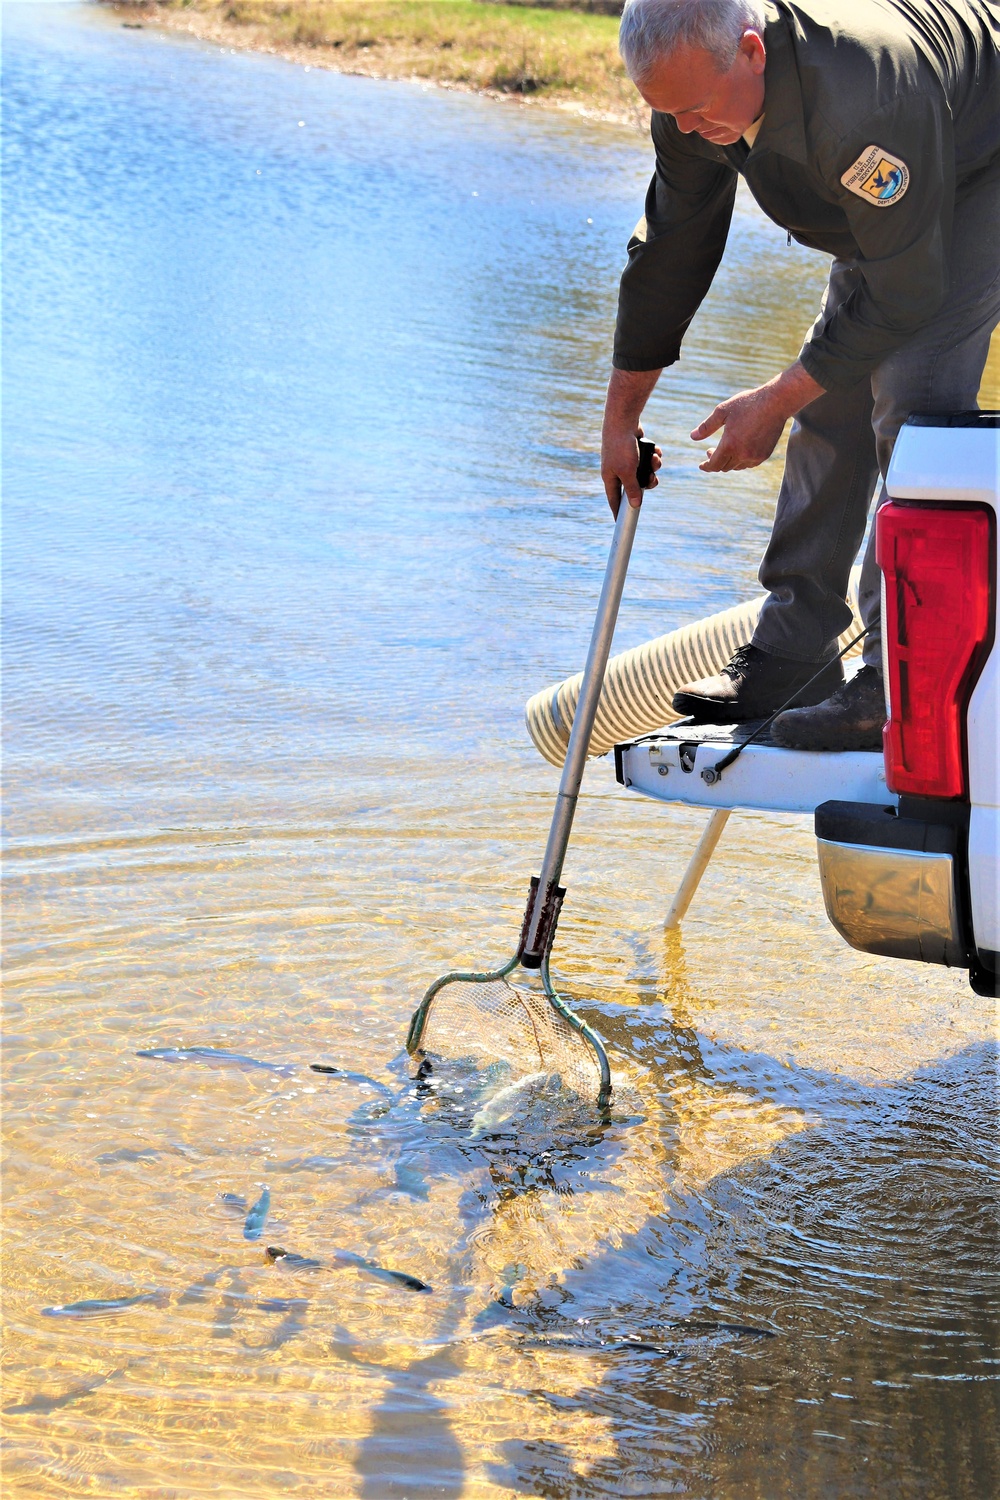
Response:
[740,29,767,74]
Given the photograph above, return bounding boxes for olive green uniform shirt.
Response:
[613,0,1000,388]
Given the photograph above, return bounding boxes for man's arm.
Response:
[605,116,737,510]
[614,114,737,372]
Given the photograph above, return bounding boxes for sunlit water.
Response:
[3,5,998,1496]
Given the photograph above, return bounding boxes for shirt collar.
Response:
[753,1,809,164]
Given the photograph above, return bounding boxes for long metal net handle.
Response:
[521,447,653,965]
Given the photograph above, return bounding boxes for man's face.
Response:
[636,31,767,145]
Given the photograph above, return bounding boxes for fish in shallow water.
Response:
[469,1070,561,1138]
[243,1186,271,1240]
[96,1147,161,1164]
[265,1246,323,1270]
[519,1333,676,1358]
[136,1046,295,1076]
[269,1154,340,1174]
[308,1064,394,1098]
[265,1244,431,1292]
[4,1370,121,1415]
[332,1249,432,1293]
[42,1292,165,1318]
[674,1320,776,1340]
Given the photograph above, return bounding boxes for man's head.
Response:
[619,0,767,145]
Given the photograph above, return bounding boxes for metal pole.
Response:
[521,492,642,959]
[663,809,731,930]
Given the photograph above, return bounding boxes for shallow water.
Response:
[3,5,998,1497]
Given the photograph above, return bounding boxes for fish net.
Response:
[412,975,606,1103]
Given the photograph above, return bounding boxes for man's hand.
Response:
[602,366,663,515]
[691,361,826,472]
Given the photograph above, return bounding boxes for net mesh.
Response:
[415,976,604,1101]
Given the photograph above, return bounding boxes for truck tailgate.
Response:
[615,722,892,815]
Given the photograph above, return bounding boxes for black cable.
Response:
[700,627,872,786]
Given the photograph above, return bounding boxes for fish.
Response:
[218,1191,247,1212]
[674,1320,776,1340]
[265,1244,431,1292]
[254,1297,309,1352]
[332,1249,432,1294]
[392,1161,430,1200]
[266,1246,323,1270]
[471,1289,517,1329]
[96,1148,161,1164]
[269,1154,340,1174]
[4,1371,118,1414]
[308,1064,394,1098]
[136,1046,295,1076]
[469,1070,560,1138]
[243,1186,270,1240]
[211,1270,248,1339]
[41,1292,165,1318]
[517,1333,676,1358]
[178,1265,238,1305]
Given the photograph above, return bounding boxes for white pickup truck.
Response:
[614,413,999,998]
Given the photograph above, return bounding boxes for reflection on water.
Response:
[3,4,998,1497]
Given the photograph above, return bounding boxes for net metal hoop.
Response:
[407,953,612,1111]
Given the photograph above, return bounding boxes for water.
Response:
[3,5,998,1496]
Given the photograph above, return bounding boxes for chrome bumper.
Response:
[815,801,968,968]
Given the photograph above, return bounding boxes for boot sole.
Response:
[672,670,846,726]
[671,693,767,724]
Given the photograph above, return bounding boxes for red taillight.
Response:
[877,502,993,799]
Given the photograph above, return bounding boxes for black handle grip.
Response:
[636,437,656,489]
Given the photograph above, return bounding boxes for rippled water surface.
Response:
[4,5,999,1496]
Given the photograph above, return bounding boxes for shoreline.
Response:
[106,2,648,130]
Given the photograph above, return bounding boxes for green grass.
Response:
[115,2,637,114]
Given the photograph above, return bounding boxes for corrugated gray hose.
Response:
[525,568,863,767]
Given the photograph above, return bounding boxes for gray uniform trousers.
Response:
[752,178,1000,673]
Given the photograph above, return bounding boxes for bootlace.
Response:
[829,662,879,706]
[723,644,758,681]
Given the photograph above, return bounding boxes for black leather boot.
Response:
[672,644,845,725]
[770,664,886,750]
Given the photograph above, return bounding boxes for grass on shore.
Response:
[111,1,641,119]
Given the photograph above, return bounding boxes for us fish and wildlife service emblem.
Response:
[840,145,910,207]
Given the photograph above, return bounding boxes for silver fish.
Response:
[332,1249,432,1293]
[309,1064,394,1098]
[517,1333,675,1357]
[4,1371,119,1414]
[96,1148,161,1164]
[675,1321,776,1340]
[243,1186,270,1241]
[137,1047,295,1076]
[469,1070,560,1138]
[265,1245,430,1292]
[42,1292,165,1318]
[266,1246,323,1270]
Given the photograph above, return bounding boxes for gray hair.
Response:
[619,0,765,80]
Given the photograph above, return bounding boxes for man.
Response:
[603,0,1000,749]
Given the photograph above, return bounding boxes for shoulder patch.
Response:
[840,145,910,207]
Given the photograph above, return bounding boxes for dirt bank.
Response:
[106,1,646,127]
